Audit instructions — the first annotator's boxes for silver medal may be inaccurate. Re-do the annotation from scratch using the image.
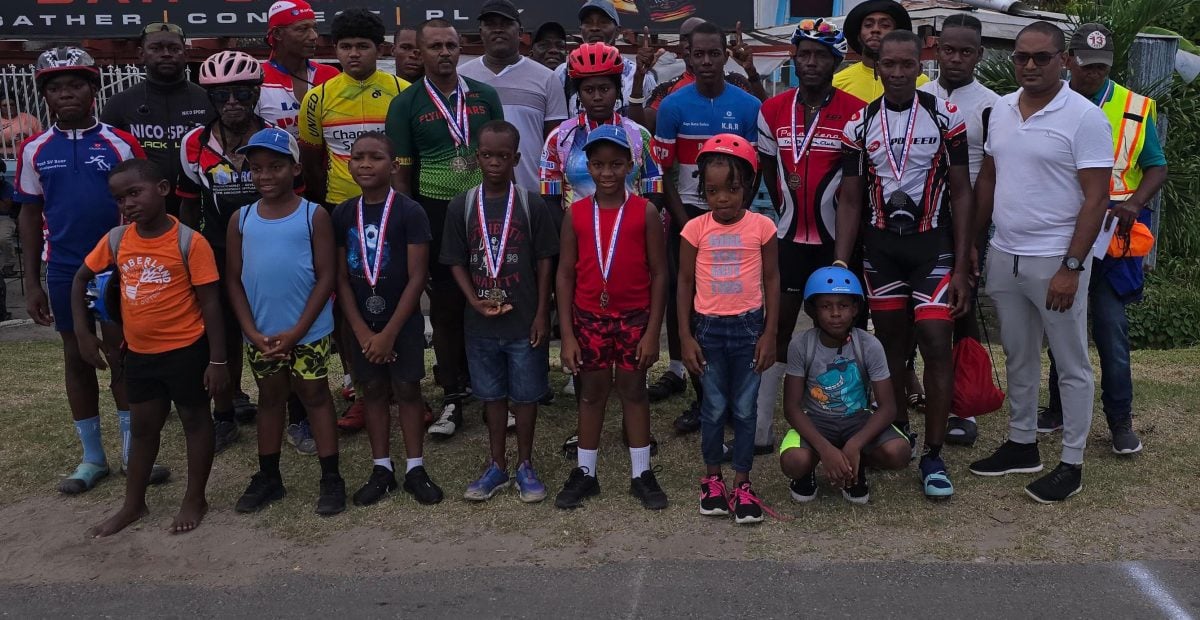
[365,295,387,315]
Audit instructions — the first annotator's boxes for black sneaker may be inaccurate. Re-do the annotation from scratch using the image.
[842,468,869,504]
[789,471,818,503]
[233,391,257,425]
[315,474,346,516]
[900,422,918,461]
[555,467,600,509]
[1110,421,1143,455]
[213,419,239,455]
[730,481,764,524]
[754,443,773,456]
[1036,406,1063,433]
[1025,462,1082,503]
[353,464,398,506]
[235,472,285,513]
[673,401,701,434]
[945,416,978,447]
[630,469,668,510]
[403,466,444,504]
[648,371,687,403]
[969,440,1044,476]
[561,433,579,459]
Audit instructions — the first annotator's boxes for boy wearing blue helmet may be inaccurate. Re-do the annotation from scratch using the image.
[778,266,909,504]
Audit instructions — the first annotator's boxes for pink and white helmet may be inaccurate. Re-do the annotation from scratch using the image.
[199,51,263,85]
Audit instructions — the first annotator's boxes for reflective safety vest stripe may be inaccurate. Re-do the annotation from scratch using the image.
[1101,82,1155,200]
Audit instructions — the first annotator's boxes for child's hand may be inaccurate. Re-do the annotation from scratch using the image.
[681,336,706,377]
[820,445,854,488]
[264,329,300,359]
[753,334,776,373]
[635,333,659,371]
[471,297,512,318]
[204,363,230,399]
[560,335,582,375]
[75,331,109,370]
[841,445,862,487]
[530,311,549,348]
[363,331,397,365]
[248,330,274,356]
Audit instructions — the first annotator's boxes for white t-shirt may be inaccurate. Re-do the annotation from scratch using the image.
[919,79,1000,184]
[460,57,570,192]
[985,82,1113,257]
[555,57,658,116]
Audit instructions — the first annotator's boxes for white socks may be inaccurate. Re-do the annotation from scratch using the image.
[373,457,393,471]
[405,458,423,473]
[755,362,787,446]
[668,360,686,378]
[630,446,651,478]
[577,448,598,477]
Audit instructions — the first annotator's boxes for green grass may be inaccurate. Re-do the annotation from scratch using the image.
[2,341,1198,563]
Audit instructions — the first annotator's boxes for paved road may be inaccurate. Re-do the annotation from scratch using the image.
[2,559,1197,618]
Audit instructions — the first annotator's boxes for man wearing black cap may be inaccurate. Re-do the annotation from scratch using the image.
[554,0,658,115]
[529,22,568,71]
[460,0,569,192]
[833,0,928,103]
[1038,23,1167,456]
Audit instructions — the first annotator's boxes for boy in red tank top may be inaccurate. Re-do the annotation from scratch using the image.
[553,125,670,510]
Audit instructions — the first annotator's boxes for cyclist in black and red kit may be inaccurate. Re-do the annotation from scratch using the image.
[835,30,973,499]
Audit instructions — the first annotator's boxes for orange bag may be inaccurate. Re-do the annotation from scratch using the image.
[1107,221,1155,258]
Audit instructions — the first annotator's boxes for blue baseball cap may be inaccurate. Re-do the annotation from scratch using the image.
[578,0,620,27]
[583,124,632,154]
[236,127,300,162]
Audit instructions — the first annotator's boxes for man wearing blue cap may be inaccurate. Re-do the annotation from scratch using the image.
[555,0,658,115]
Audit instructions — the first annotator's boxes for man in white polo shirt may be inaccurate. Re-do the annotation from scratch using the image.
[967,22,1113,503]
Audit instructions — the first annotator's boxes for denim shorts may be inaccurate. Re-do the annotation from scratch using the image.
[465,335,549,404]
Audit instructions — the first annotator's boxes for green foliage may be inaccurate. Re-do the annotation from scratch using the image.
[1128,258,1200,349]
[1159,77,1200,258]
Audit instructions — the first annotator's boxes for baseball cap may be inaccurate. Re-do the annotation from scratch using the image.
[237,127,301,162]
[533,21,567,43]
[583,124,632,154]
[479,0,521,24]
[1069,23,1114,67]
[578,0,620,28]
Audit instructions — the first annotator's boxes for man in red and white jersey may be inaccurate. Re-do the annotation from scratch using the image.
[255,0,340,136]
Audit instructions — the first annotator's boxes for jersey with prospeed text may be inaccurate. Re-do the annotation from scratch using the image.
[15,122,145,279]
[841,91,967,235]
[298,71,410,205]
[757,87,865,245]
[256,59,341,136]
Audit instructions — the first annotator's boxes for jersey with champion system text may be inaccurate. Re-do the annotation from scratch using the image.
[841,91,967,235]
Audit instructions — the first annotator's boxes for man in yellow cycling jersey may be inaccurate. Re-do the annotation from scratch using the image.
[298,8,409,209]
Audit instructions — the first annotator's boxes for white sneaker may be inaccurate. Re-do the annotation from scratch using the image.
[506,410,517,430]
[428,403,460,438]
[563,378,576,396]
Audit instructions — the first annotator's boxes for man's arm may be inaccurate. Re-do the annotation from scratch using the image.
[946,164,975,317]
[834,147,864,265]
[1046,166,1111,313]
[1111,165,1167,234]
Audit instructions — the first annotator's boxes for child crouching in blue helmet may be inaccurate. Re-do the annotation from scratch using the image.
[778,266,910,504]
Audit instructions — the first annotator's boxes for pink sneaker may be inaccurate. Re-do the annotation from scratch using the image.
[729,481,789,524]
[699,475,729,516]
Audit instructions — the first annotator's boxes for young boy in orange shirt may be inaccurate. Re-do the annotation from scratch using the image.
[73,159,228,537]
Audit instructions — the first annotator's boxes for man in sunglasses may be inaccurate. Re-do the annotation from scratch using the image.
[101,22,213,217]
[968,21,1114,503]
[1038,23,1167,456]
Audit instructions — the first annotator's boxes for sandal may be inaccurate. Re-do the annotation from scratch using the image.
[946,416,978,447]
[120,463,172,485]
[907,392,927,413]
[58,461,110,495]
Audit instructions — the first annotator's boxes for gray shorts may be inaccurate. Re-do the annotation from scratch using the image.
[779,410,906,455]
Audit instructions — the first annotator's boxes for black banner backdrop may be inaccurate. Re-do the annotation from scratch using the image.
[0,0,752,39]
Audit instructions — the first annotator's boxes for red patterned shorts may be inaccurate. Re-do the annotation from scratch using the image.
[573,306,650,373]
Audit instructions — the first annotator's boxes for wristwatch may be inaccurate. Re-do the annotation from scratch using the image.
[1062,256,1085,272]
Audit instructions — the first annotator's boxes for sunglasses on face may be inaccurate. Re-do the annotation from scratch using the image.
[141,22,185,37]
[209,87,257,104]
[1010,51,1061,67]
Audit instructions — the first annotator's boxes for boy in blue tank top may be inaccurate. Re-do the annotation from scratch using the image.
[224,128,346,516]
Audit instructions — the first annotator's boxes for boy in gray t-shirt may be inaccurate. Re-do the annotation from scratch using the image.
[779,267,910,505]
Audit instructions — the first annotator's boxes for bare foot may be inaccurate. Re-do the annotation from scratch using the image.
[169,499,209,534]
[88,505,149,538]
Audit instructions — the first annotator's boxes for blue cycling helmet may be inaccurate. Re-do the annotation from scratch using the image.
[790,18,848,60]
[86,270,120,323]
[803,266,863,301]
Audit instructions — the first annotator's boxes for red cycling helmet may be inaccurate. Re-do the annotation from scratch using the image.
[568,42,624,79]
[697,133,759,174]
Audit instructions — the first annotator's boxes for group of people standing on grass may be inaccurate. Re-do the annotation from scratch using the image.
[11,0,1165,536]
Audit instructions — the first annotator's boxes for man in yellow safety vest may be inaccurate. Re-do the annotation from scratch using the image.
[1040,23,1168,455]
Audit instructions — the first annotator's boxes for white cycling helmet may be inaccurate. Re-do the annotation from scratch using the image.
[199,51,263,85]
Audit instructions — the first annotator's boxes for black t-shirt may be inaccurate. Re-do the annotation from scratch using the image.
[333,193,432,333]
[440,186,559,340]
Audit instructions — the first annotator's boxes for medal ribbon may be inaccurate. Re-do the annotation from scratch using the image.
[879,93,920,184]
[789,89,824,167]
[593,192,629,290]
[356,189,395,289]
[478,183,515,281]
[424,77,469,149]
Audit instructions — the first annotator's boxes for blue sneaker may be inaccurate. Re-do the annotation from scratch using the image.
[920,454,954,499]
[515,461,547,503]
[286,420,317,456]
[463,462,511,501]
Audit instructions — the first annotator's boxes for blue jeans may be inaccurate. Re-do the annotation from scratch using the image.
[465,336,549,405]
[1048,265,1132,426]
[694,308,764,473]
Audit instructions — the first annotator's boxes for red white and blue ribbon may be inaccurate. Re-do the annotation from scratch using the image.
[478,182,515,281]
[593,192,629,289]
[879,93,920,183]
[789,89,823,167]
[424,77,469,149]
[356,189,395,288]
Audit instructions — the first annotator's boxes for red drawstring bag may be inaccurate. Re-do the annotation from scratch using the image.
[952,336,1005,417]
